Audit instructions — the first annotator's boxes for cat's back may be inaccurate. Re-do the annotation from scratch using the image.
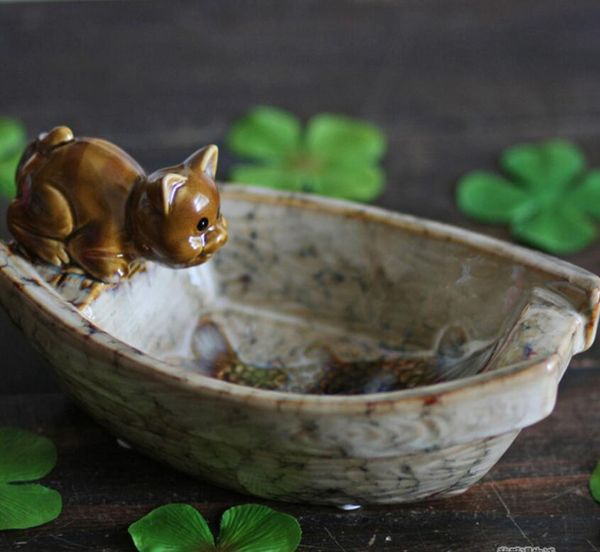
[34,137,143,224]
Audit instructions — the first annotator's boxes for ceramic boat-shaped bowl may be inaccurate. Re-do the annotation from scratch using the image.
[1,185,598,505]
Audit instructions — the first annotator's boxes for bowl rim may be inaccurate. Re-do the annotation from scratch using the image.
[1,184,599,414]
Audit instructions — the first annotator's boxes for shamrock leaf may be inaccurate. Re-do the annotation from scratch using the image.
[0,428,62,530]
[227,106,386,201]
[129,503,301,552]
[128,504,215,552]
[457,140,600,254]
[0,118,26,198]
[305,113,386,165]
[217,504,301,552]
[501,140,585,193]
[227,106,301,162]
[590,460,600,503]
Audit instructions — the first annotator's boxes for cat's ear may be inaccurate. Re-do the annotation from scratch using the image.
[160,173,187,214]
[186,145,218,180]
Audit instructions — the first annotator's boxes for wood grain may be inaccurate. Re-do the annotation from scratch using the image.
[1,0,600,549]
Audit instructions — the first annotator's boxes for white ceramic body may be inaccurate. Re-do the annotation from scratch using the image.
[1,186,598,505]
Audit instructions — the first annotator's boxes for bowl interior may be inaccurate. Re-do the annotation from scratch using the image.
[47,189,592,394]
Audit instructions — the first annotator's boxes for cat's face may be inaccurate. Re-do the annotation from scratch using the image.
[131,145,228,267]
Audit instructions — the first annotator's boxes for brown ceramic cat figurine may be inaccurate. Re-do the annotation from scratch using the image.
[7,126,228,283]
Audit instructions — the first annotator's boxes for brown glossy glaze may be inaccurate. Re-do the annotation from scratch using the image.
[7,126,228,282]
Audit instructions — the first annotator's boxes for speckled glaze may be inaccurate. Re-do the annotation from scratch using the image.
[1,185,598,505]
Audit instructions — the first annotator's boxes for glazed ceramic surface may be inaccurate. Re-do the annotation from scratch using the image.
[1,185,598,505]
[7,126,227,283]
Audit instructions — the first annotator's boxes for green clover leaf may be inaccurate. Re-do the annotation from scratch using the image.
[129,503,302,552]
[457,140,600,254]
[227,106,301,162]
[227,106,387,201]
[128,504,215,552]
[0,428,62,530]
[0,118,26,198]
[590,460,600,503]
[501,140,585,193]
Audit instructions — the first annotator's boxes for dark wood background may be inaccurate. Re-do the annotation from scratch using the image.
[1,1,600,550]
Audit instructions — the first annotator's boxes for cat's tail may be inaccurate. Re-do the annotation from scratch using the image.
[15,126,74,197]
[35,126,74,154]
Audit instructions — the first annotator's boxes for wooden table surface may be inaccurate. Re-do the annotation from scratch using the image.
[1,1,600,550]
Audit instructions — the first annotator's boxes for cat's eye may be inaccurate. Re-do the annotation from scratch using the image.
[197,217,209,232]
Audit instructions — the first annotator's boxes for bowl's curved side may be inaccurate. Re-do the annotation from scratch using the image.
[65,378,522,505]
